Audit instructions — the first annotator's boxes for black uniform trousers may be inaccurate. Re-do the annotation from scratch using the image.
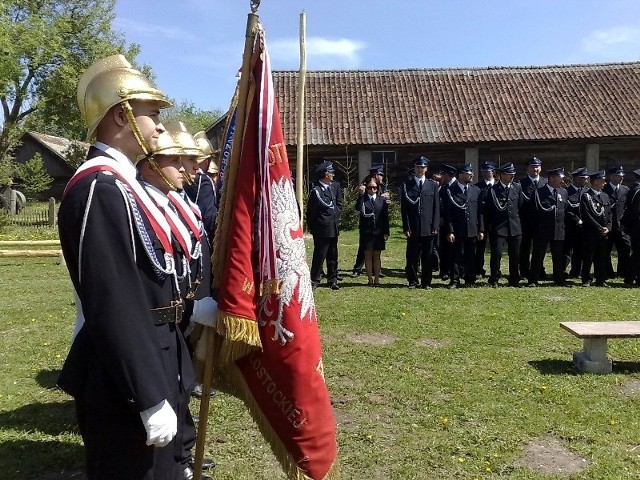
[628,235,640,284]
[605,228,631,279]
[519,220,534,278]
[581,233,609,284]
[530,236,565,284]
[475,234,488,277]
[489,234,521,285]
[438,229,453,278]
[564,224,584,277]
[311,236,339,285]
[405,235,435,287]
[450,237,477,285]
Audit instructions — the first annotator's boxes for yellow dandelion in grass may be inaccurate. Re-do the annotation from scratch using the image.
[441,417,449,425]
[43,342,49,346]
[401,312,406,316]
[524,387,530,392]
[539,384,548,392]
[609,418,617,425]
[457,457,465,463]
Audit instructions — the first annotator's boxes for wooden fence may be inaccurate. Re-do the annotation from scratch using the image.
[10,198,57,228]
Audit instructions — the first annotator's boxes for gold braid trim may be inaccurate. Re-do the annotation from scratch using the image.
[260,279,281,296]
[214,311,261,365]
[216,362,341,480]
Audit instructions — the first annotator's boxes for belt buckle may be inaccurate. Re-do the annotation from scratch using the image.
[172,300,184,324]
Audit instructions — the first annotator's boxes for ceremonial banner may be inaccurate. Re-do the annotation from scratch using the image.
[204,23,339,480]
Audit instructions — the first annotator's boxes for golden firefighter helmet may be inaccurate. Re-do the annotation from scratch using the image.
[77,54,172,142]
[163,120,202,157]
[152,130,185,157]
[207,160,220,174]
[193,131,214,161]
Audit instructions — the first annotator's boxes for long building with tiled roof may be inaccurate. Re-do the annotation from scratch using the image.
[208,62,640,186]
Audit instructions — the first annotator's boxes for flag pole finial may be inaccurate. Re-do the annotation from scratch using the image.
[250,0,260,13]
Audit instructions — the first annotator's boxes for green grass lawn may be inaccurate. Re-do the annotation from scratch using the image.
[1,227,640,479]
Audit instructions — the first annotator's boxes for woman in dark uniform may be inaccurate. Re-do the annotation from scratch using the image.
[356,178,390,286]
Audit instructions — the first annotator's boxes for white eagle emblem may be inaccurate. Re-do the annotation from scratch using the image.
[260,177,316,345]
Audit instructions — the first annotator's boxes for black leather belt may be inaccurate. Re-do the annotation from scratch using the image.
[150,301,184,325]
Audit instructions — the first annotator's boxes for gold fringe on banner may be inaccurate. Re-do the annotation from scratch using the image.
[217,362,341,480]
[214,311,261,364]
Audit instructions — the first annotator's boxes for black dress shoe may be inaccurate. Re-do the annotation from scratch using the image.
[352,269,362,277]
[408,282,418,289]
[448,283,458,289]
[329,283,340,290]
[378,272,386,278]
[595,281,611,288]
[183,466,213,480]
[421,285,432,290]
[189,458,216,470]
[192,384,217,399]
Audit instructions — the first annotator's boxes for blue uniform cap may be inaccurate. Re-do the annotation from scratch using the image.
[440,163,457,175]
[369,165,384,175]
[316,160,334,174]
[547,167,565,177]
[497,163,516,175]
[480,161,497,171]
[570,167,589,178]
[413,156,429,167]
[607,166,625,176]
[526,156,542,166]
[458,163,474,175]
[589,170,606,180]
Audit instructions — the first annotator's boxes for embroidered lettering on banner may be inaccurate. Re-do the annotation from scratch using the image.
[242,277,255,295]
[251,355,308,429]
[268,143,287,166]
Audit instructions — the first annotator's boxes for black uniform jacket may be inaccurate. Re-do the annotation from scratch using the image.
[483,182,523,237]
[603,183,629,231]
[579,189,612,235]
[565,185,584,227]
[401,177,440,236]
[622,183,640,237]
[519,176,547,218]
[184,172,217,242]
[307,181,343,238]
[443,181,483,238]
[57,150,194,414]
[356,194,390,238]
[533,185,567,240]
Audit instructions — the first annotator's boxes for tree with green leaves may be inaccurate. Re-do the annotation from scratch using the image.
[15,153,53,200]
[1,0,144,158]
[161,100,223,134]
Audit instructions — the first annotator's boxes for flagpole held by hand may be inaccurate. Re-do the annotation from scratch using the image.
[193,9,260,480]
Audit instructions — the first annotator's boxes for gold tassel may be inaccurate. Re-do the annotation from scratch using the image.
[215,363,341,480]
[214,312,262,365]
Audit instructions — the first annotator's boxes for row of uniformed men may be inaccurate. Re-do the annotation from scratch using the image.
[401,155,640,289]
[58,56,217,479]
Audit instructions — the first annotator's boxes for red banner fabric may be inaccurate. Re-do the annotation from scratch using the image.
[215,26,338,480]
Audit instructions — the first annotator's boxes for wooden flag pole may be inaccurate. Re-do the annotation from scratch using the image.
[295,11,307,227]
[193,10,259,480]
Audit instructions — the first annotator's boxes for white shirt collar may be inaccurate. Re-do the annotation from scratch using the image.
[528,175,540,182]
[415,175,426,184]
[547,184,556,193]
[93,141,137,180]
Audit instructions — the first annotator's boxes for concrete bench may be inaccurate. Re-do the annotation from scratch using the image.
[560,321,640,374]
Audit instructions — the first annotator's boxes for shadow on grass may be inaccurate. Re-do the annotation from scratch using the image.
[0,401,78,437]
[528,359,578,375]
[36,369,62,389]
[0,439,83,480]
[530,359,640,375]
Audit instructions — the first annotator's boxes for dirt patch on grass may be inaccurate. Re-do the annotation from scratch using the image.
[346,333,397,345]
[416,338,450,348]
[545,295,570,302]
[516,437,589,475]
[620,379,640,397]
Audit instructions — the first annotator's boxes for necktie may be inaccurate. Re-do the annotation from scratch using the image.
[533,179,538,188]
[418,179,423,191]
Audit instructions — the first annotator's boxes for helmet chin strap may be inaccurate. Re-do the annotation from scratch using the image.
[121,100,152,157]
[148,157,180,191]
[181,170,194,185]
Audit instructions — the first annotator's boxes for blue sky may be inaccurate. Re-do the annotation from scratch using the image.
[114,0,640,112]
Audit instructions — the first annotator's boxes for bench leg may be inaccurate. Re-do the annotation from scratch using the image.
[573,338,612,374]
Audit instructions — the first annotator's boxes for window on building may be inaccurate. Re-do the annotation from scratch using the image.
[371,151,396,167]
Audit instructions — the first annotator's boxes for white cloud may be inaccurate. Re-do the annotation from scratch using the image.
[269,36,366,69]
[581,26,640,59]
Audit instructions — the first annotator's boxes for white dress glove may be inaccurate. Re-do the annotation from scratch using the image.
[139,399,177,447]
[191,297,218,327]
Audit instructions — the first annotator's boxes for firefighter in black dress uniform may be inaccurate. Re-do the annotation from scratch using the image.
[57,55,194,480]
